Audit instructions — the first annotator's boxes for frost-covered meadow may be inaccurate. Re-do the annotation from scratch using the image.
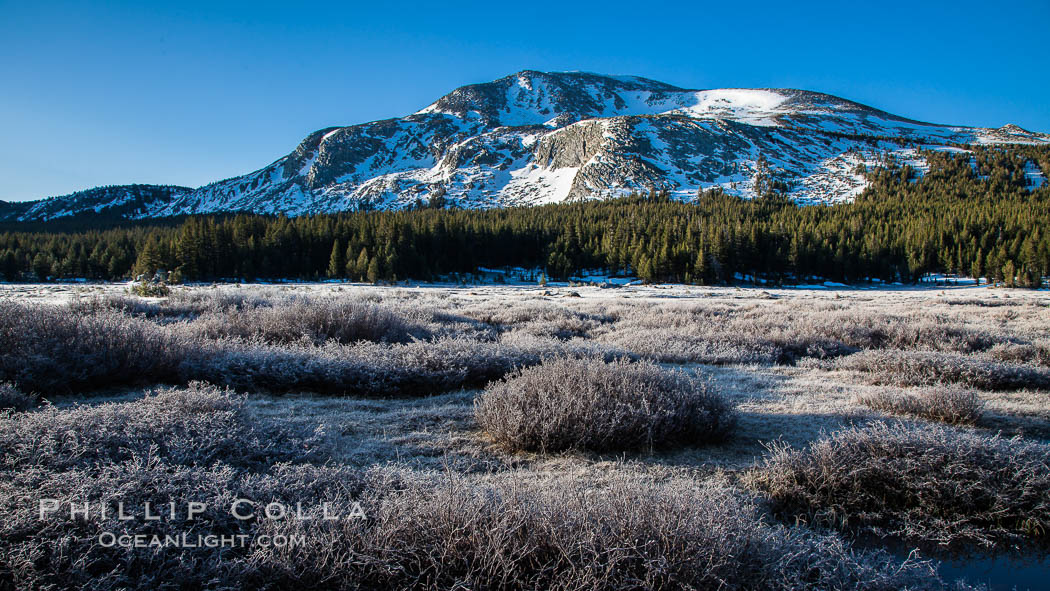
[1,282,1049,590]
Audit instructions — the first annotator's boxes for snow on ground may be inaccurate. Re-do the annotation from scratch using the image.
[1025,161,1047,188]
[3,274,1045,308]
[674,89,787,127]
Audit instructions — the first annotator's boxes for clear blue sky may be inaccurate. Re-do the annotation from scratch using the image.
[2,0,1047,202]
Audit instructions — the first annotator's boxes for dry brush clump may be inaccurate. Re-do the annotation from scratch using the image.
[185,298,433,345]
[179,337,543,397]
[836,350,1050,391]
[747,422,1050,549]
[475,358,735,453]
[0,299,454,395]
[3,457,252,590]
[461,300,615,340]
[986,340,1050,367]
[0,383,34,412]
[498,331,634,362]
[177,332,632,397]
[68,293,170,318]
[857,387,985,425]
[592,298,1035,366]
[0,302,191,392]
[249,473,955,591]
[1,459,370,591]
[595,323,770,364]
[166,290,498,342]
[68,289,278,320]
[164,287,283,314]
[0,382,325,471]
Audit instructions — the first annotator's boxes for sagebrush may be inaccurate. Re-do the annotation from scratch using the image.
[747,421,1050,548]
[857,387,985,425]
[475,357,735,453]
[837,350,1050,390]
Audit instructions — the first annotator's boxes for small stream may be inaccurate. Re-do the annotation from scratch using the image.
[851,535,1050,590]
[934,552,1050,590]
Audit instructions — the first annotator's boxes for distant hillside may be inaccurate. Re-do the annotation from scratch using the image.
[0,185,190,223]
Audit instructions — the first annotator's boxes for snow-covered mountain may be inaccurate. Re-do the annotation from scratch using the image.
[4,71,1048,222]
[0,185,189,223]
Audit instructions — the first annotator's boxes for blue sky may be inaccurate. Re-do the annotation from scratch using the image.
[2,0,1048,202]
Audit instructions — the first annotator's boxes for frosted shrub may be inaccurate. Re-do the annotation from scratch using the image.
[166,288,279,312]
[0,382,33,411]
[836,350,1050,390]
[599,328,784,364]
[858,386,984,425]
[68,294,169,317]
[987,340,1050,367]
[0,382,323,470]
[250,473,950,591]
[475,358,735,453]
[178,336,538,396]
[0,301,548,396]
[0,302,190,392]
[499,331,635,362]
[595,301,1007,364]
[463,300,613,339]
[748,422,1050,548]
[187,298,431,344]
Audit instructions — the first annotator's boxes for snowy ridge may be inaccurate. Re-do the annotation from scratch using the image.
[5,71,1049,221]
[0,185,190,223]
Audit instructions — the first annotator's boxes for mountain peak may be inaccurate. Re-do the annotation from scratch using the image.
[418,69,691,127]
[1000,123,1032,134]
[415,71,920,132]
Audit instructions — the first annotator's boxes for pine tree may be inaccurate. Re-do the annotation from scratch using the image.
[31,253,51,280]
[0,250,17,281]
[353,248,369,280]
[366,256,380,283]
[133,241,163,278]
[327,239,345,278]
[1002,260,1017,288]
[971,250,984,285]
[692,245,707,285]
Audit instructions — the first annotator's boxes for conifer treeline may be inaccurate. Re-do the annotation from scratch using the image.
[0,145,1047,286]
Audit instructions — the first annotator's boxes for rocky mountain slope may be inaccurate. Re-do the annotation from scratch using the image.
[0,184,190,223]
[4,71,1048,222]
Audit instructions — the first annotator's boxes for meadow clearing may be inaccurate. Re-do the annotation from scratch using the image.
[1,281,1048,590]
